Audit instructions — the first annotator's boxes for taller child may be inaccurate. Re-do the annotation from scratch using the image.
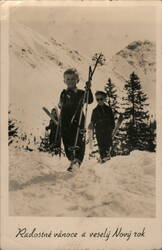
[59,68,93,171]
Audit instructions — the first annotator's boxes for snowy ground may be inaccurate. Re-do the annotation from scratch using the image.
[9,149,155,217]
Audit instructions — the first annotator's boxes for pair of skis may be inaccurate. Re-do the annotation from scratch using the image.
[42,107,58,125]
[42,106,64,156]
[70,53,103,159]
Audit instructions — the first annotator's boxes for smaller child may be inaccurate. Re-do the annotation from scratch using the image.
[45,108,61,154]
[90,91,115,163]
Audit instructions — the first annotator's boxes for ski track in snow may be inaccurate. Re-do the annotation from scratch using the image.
[9,149,155,217]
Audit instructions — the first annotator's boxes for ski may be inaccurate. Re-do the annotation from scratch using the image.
[112,113,123,140]
[71,53,104,159]
[42,106,64,156]
[87,122,94,158]
[42,107,58,125]
[106,113,124,161]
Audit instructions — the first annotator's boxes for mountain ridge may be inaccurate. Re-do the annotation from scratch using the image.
[9,23,156,139]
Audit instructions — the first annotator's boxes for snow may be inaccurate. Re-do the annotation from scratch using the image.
[8,15,156,219]
[9,21,155,141]
[9,22,89,137]
[9,149,155,217]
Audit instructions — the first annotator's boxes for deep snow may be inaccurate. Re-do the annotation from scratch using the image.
[9,149,155,217]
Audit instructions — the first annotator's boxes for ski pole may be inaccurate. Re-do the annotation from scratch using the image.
[71,53,103,124]
[89,53,102,80]
[73,57,101,158]
[82,66,92,142]
[72,54,102,158]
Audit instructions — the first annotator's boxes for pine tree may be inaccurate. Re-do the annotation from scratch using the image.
[122,72,150,152]
[105,78,120,117]
[8,111,18,145]
[146,118,156,152]
[104,78,123,156]
[38,130,63,156]
[38,134,50,152]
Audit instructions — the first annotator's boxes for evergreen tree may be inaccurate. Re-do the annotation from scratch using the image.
[8,111,39,151]
[104,78,123,156]
[105,78,119,113]
[38,130,63,156]
[8,111,18,145]
[104,78,121,121]
[122,72,150,152]
[146,118,156,152]
[38,134,50,152]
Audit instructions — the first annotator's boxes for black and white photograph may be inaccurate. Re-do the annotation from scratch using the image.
[7,3,157,218]
[1,2,162,250]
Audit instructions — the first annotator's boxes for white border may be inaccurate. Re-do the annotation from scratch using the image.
[0,1,162,250]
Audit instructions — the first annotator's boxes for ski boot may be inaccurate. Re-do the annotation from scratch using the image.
[67,159,80,172]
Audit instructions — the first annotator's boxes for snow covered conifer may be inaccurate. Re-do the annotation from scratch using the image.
[145,118,156,152]
[8,111,18,145]
[122,72,150,152]
[39,134,50,152]
[105,78,120,117]
[104,78,121,156]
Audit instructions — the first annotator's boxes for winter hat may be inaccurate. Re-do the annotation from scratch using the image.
[95,91,107,98]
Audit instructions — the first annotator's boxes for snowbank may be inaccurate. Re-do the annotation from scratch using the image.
[9,149,155,217]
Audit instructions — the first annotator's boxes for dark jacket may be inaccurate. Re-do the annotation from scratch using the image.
[91,103,115,132]
[59,88,93,129]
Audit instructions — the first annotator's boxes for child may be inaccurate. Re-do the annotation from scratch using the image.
[59,68,93,171]
[45,108,61,154]
[90,91,115,163]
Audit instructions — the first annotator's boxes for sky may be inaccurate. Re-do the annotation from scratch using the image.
[10,5,156,58]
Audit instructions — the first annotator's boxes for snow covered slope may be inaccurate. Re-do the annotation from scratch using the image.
[9,23,156,218]
[9,150,155,217]
[109,40,156,112]
[9,22,88,137]
[9,22,156,141]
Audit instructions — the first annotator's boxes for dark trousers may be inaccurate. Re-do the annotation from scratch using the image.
[96,129,112,159]
[61,122,85,163]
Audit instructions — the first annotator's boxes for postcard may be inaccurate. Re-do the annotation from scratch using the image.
[0,1,162,250]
